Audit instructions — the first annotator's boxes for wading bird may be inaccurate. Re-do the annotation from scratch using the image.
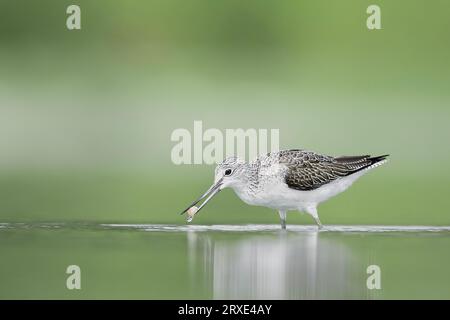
[181,150,388,229]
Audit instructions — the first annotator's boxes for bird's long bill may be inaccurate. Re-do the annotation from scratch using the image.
[180,178,223,215]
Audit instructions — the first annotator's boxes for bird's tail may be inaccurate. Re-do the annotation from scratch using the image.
[368,154,389,164]
[335,154,389,175]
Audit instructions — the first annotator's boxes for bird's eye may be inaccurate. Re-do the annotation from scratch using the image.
[224,169,232,176]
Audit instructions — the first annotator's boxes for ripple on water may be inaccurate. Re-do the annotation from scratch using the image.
[0,223,450,233]
[102,224,450,233]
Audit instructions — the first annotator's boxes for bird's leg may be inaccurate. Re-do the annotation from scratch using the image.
[278,210,287,230]
[314,216,323,230]
[306,206,323,230]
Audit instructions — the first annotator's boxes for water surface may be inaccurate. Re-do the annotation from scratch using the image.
[0,223,449,299]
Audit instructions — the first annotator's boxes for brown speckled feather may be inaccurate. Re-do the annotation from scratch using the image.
[279,150,387,191]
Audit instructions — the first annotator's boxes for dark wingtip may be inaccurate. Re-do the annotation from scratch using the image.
[369,154,389,164]
[340,154,389,176]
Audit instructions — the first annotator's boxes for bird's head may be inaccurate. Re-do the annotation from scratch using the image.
[180,156,247,220]
[214,156,247,189]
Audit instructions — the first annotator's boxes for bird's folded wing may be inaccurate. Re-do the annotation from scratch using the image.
[278,150,373,191]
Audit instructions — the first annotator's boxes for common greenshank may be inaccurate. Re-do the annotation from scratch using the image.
[181,149,388,229]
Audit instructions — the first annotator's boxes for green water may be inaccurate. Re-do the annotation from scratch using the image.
[1,223,449,299]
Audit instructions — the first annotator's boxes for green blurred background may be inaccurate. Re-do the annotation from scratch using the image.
[1,0,450,226]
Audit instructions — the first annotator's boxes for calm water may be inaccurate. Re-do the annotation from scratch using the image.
[0,223,449,299]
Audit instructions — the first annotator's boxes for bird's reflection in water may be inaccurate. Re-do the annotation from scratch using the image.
[187,231,365,299]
